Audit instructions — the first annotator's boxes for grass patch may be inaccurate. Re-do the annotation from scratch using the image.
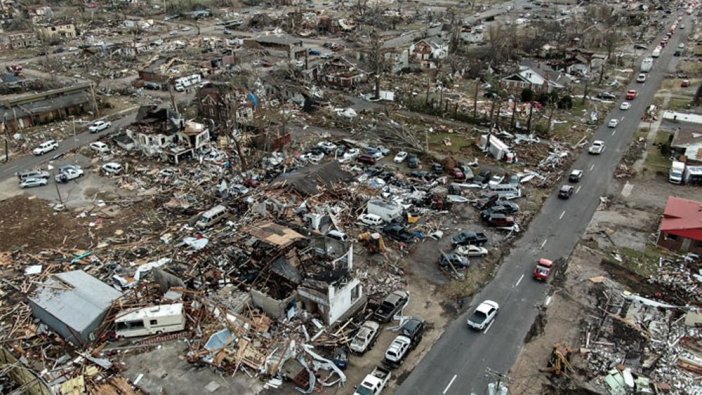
[610,246,661,277]
[428,132,470,154]
[667,97,694,111]
[643,132,671,174]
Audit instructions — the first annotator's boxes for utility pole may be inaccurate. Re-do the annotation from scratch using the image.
[485,368,509,395]
[1,114,7,163]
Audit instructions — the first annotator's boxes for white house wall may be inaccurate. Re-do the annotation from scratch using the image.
[326,278,362,325]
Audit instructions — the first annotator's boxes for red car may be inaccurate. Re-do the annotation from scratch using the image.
[625,90,637,100]
[243,178,260,188]
[533,258,554,281]
[357,154,376,164]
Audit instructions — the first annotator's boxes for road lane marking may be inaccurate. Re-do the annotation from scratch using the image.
[443,374,458,394]
[576,186,582,194]
[540,239,547,249]
[559,210,566,219]
[589,164,595,171]
[515,274,525,287]
[484,320,495,334]
[620,116,625,121]
[612,129,617,136]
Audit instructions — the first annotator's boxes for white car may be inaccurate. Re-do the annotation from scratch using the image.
[300,152,324,164]
[101,162,123,175]
[455,245,488,257]
[488,174,504,188]
[181,26,191,31]
[230,184,250,195]
[588,140,605,155]
[340,148,360,162]
[467,300,499,331]
[394,151,408,163]
[32,140,58,155]
[636,73,646,83]
[357,213,384,227]
[349,321,380,354]
[607,119,619,128]
[88,121,111,133]
[384,335,412,364]
[620,102,631,110]
[376,146,391,156]
[317,141,337,154]
[90,142,110,153]
[20,177,48,188]
[55,167,84,183]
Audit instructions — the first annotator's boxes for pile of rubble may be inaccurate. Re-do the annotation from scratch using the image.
[572,281,702,394]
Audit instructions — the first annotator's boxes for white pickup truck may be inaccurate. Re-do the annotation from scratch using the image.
[354,366,391,395]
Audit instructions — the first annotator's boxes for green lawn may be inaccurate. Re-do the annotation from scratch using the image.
[667,97,694,111]
[611,246,662,277]
[643,132,671,174]
[428,132,470,154]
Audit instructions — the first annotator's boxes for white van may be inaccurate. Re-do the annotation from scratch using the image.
[487,183,522,199]
[196,205,228,228]
[327,229,349,242]
[115,303,185,338]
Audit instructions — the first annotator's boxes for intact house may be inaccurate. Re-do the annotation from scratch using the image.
[670,125,702,165]
[0,83,92,132]
[501,65,566,94]
[410,38,449,69]
[28,270,121,346]
[544,48,606,77]
[657,196,702,254]
[316,56,367,89]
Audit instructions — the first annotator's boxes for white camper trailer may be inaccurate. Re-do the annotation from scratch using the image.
[115,303,185,338]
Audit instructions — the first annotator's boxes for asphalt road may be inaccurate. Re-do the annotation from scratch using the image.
[397,15,691,395]
[0,111,137,181]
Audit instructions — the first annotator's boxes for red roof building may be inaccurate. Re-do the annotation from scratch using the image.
[657,197,702,253]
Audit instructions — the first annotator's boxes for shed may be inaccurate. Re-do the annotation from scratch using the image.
[28,270,122,346]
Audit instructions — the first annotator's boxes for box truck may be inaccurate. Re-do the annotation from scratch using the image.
[640,57,653,73]
[669,161,685,184]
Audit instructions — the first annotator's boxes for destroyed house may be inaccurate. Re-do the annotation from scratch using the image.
[657,197,702,254]
[196,86,255,125]
[246,35,306,60]
[298,236,362,326]
[0,83,92,132]
[271,161,353,196]
[28,270,122,345]
[318,57,366,89]
[298,268,363,326]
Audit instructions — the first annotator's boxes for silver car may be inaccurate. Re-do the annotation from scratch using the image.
[20,177,48,188]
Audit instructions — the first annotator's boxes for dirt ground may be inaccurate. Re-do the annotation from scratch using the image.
[0,194,159,254]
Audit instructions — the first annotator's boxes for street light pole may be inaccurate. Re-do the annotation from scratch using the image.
[71,116,77,142]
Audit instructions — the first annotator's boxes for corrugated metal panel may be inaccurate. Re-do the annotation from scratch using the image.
[29,271,121,343]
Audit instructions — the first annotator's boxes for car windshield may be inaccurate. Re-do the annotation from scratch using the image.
[470,311,487,323]
[355,386,374,395]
